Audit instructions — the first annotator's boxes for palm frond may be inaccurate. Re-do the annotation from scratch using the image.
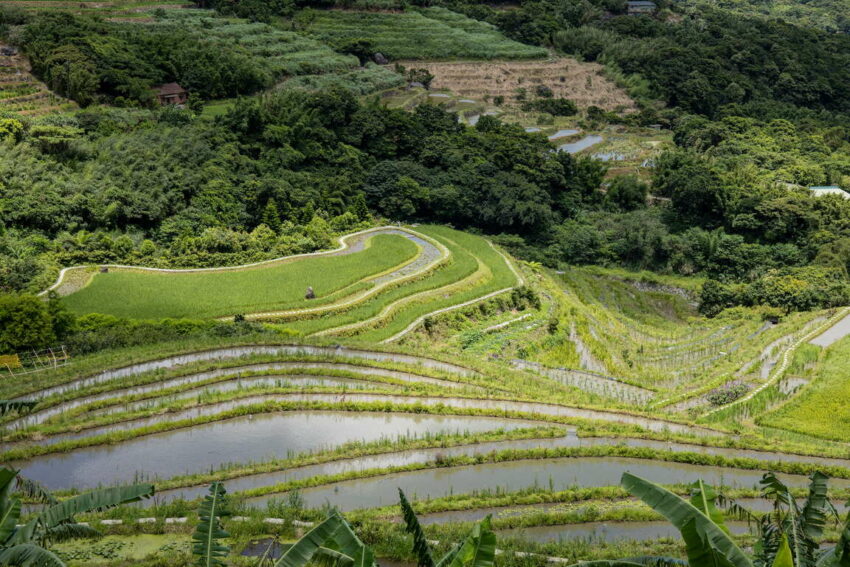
[39,484,154,528]
[0,496,21,544]
[15,476,58,506]
[690,480,730,534]
[0,543,65,567]
[44,523,101,544]
[800,472,830,540]
[326,513,375,567]
[444,516,496,567]
[622,472,753,567]
[272,514,346,567]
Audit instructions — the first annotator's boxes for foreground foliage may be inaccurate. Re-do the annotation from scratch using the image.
[0,466,153,567]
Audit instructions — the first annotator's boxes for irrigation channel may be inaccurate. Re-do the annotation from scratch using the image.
[7,345,479,418]
[10,360,477,428]
[248,455,850,512]
[11,392,719,448]
[13,412,539,490]
[498,521,752,543]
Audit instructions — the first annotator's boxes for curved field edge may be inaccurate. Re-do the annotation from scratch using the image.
[272,228,482,334]
[381,239,525,343]
[39,224,414,296]
[239,227,451,321]
[354,229,524,343]
[266,226,522,340]
[59,232,420,319]
[232,444,850,502]
[756,334,850,442]
[700,306,850,422]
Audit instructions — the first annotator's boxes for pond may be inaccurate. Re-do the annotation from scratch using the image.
[547,129,580,140]
[558,135,604,154]
[810,312,850,347]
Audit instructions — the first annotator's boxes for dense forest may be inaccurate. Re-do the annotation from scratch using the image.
[1,0,850,317]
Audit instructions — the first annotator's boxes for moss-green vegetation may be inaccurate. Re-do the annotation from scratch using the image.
[295,7,547,60]
[271,226,521,340]
[758,336,850,442]
[145,11,359,79]
[61,233,417,319]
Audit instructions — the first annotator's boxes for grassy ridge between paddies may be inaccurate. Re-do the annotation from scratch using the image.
[276,226,519,341]
[61,233,418,319]
[757,335,849,442]
[295,6,548,60]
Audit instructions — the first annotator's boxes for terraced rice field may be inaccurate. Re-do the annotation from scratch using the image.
[6,338,850,554]
[402,59,636,112]
[757,335,850,442]
[140,11,360,79]
[296,7,548,60]
[55,225,524,343]
[0,45,76,115]
[10,227,850,556]
[0,0,182,19]
[60,230,421,319]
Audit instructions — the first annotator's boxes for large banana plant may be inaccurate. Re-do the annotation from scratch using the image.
[398,488,496,567]
[571,472,841,567]
[620,472,753,567]
[273,512,378,567]
[817,500,850,567]
[751,472,830,567]
[0,466,154,567]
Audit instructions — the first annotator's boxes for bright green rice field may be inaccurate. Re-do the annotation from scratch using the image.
[758,336,849,442]
[62,233,418,319]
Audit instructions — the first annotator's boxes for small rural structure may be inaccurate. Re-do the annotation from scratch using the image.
[809,185,850,199]
[627,1,657,15]
[154,82,188,105]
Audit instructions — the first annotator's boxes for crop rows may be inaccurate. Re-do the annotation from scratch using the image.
[234,226,522,343]
[140,11,359,79]
[297,7,548,60]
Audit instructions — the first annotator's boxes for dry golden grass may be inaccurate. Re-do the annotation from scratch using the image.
[401,57,636,112]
